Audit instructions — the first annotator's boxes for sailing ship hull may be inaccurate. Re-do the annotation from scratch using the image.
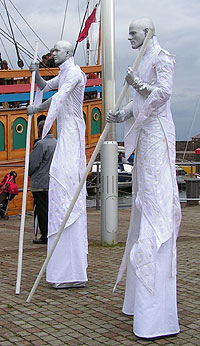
[0,66,102,215]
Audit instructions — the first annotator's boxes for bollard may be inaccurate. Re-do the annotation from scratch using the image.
[184,177,200,205]
[195,148,200,175]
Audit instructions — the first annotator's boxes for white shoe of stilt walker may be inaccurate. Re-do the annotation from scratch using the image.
[52,281,87,289]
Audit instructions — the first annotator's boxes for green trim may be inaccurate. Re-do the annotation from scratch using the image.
[83,112,86,124]
[0,121,5,151]
[91,107,101,135]
[13,117,27,149]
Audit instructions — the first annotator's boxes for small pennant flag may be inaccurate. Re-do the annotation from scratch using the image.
[77,6,97,42]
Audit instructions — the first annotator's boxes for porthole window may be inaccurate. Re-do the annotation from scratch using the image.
[93,112,99,121]
[16,123,24,134]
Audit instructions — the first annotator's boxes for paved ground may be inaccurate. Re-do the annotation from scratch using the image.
[0,204,199,346]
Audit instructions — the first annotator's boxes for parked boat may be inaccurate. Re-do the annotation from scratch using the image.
[87,159,133,194]
[0,65,102,215]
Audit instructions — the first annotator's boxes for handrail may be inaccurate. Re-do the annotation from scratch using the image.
[0,65,102,78]
[0,78,102,94]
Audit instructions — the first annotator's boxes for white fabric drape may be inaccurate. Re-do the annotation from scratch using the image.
[114,37,181,338]
[35,57,88,283]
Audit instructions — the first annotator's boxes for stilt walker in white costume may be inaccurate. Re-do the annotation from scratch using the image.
[27,40,88,288]
[107,18,181,339]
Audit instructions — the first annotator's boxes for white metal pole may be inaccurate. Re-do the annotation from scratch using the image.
[16,41,38,295]
[101,141,118,245]
[101,0,118,244]
[26,29,153,303]
[101,0,115,140]
[88,0,94,65]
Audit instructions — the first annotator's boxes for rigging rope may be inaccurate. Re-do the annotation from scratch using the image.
[0,4,41,64]
[0,12,13,67]
[74,0,101,59]
[60,0,69,40]
[0,29,57,76]
[0,9,11,34]
[2,0,24,68]
[0,35,13,68]
[5,10,35,52]
[73,0,90,56]
[77,0,86,64]
[183,96,200,161]
[6,0,50,51]
[0,28,35,60]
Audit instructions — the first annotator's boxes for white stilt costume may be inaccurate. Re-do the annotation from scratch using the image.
[107,19,181,339]
[27,42,88,287]
[41,57,88,284]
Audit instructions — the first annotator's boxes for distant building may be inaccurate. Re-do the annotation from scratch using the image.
[192,133,200,143]
[176,133,200,161]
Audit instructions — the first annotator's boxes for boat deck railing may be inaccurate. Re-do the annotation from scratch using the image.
[0,65,102,107]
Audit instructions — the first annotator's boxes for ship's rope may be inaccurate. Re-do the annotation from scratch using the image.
[0,35,13,68]
[0,28,57,76]
[2,0,24,68]
[0,28,36,60]
[74,0,90,56]
[75,0,101,61]
[77,0,87,64]
[183,96,200,161]
[60,0,69,40]
[5,0,50,51]
[0,9,30,69]
[0,12,13,67]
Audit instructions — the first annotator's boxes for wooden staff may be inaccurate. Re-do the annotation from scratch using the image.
[27,29,153,303]
[16,42,39,294]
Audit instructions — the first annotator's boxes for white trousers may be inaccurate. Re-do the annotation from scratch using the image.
[122,117,179,338]
[46,214,88,283]
[123,236,179,338]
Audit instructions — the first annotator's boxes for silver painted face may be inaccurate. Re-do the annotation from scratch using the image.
[53,43,67,66]
[128,24,146,49]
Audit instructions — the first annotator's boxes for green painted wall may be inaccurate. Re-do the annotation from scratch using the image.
[91,107,101,135]
[13,117,27,149]
[0,122,5,151]
[83,112,86,124]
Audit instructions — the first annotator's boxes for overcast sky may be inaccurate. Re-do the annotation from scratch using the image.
[0,0,200,141]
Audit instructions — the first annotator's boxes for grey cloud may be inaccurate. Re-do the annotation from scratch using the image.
[0,0,199,140]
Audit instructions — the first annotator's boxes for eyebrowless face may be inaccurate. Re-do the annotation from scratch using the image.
[128,18,155,49]
[53,40,74,66]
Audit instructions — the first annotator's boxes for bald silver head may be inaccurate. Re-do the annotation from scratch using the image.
[128,18,155,49]
[53,40,74,66]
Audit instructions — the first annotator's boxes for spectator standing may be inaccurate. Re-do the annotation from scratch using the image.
[39,55,47,68]
[45,49,55,68]
[29,120,57,244]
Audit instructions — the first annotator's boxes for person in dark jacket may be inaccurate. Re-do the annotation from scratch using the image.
[29,120,57,244]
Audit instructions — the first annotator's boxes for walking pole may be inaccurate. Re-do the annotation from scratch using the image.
[27,29,153,303]
[16,41,39,294]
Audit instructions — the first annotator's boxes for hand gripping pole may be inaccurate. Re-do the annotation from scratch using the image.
[16,42,38,294]
[27,29,153,303]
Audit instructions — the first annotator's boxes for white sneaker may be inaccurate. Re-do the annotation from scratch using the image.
[52,281,87,289]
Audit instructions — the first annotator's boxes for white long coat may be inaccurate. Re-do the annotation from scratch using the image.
[115,37,181,338]
[40,57,88,283]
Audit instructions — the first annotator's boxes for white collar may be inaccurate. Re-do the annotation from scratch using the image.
[59,56,75,72]
[142,36,160,56]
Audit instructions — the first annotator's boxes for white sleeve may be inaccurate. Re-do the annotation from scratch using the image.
[135,51,175,125]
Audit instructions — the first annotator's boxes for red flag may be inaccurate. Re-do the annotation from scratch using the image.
[77,7,97,42]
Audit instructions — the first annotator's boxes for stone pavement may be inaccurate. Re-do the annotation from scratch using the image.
[0,204,199,346]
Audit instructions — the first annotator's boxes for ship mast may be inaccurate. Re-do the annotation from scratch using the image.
[86,0,95,65]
